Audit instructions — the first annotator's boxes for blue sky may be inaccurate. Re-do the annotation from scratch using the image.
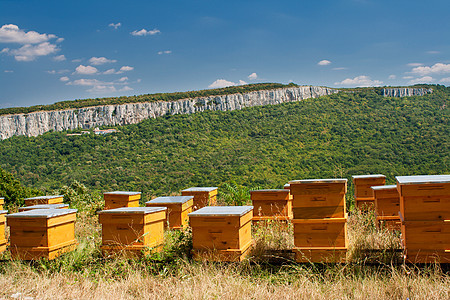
[0,0,449,108]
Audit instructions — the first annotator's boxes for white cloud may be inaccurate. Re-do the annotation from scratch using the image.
[407,63,423,67]
[72,58,82,63]
[388,75,396,80]
[109,23,121,29]
[318,60,331,66]
[56,38,64,43]
[59,76,69,82]
[4,70,13,73]
[158,50,172,55]
[427,50,440,54]
[117,66,134,73]
[67,77,131,94]
[335,75,383,87]
[411,63,450,76]
[53,54,66,62]
[408,76,434,85]
[208,79,247,89]
[131,28,160,36]
[103,68,116,75]
[118,76,128,82]
[47,69,69,74]
[87,85,117,93]
[0,24,59,44]
[89,56,117,65]
[238,80,247,85]
[3,42,59,61]
[403,76,413,79]
[74,65,98,75]
[248,72,258,80]
[119,86,133,92]
[332,67,347,70]
[439,77,450,84]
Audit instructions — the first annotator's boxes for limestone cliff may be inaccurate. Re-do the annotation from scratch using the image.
[382,88,433,97]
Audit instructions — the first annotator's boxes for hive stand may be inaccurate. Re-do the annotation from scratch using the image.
[371,185,401,231]
[7,209,78,260]
[0,197,4,210]
[24,195,64,206]
[181,187,218,210]
[397,175,450,263]
[98,207,167,257]
[19,203,69,212]
[352,174,386,209]
[289,178,348,263]
[0,210,7,253]
[145,196,193,229]
[250,189,292,222]
[103,191,141,210]
[189,206,253,262]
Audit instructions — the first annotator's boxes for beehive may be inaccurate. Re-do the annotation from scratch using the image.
[19,203,69,212]
[0,198,4,210]
[371,185,401,230]
[181,187,218,210]
[284,183,290,190]
[352,174,386,209]
[396,175,450,263]
[0,210,7,253]
[24,195,64,206]
[98,207,167,257]
[103,191,141,210]
[145,196,193,229]
[7,209,78,260]
[292,216,347,248]
[250,189,292,221]
[189,206,253,261]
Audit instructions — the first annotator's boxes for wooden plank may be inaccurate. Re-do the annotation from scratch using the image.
[400,196,450,221]
[292,194,345,208]
[192,240,252,262]
[293,206,345,219]
[252,199,291,218]
[375,196,400,217]
[399,182,450,197]
[293,221,347,248]
[192,221,251,250]
[401,221,450,250]
[290,182,346,196]
[250,190,291,201]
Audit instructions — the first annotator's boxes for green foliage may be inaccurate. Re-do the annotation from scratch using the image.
[0,167,42,207]
[219,181,260,206]
[59,181,103,213]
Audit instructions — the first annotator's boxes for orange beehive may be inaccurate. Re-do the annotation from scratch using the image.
[189,206,253,262]
[0,197,4,210]
[103,191,141,210]
[396,175,450,263]
[0,210,7,253]
[352,174,386,209]
[145,196,193,229]
[292,216,348,248]
[24,195,64,206]
[19,203,69,212]
[7,209,78,260]
[250,189,292,221]
[98,207,167,257]
[371,185,401,230]
[181,187,218,210]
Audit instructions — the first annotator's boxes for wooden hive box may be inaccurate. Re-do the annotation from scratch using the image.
[352,174,386,209]
[24,195,64,206]
[0,197,4,210]
[284,183,290,190]
[250,189,292,221]
[181,187,218,210]
[188,206,253,262]
[19,203,69,212]
[0,210,7,253]
[103,191,141,210]
[292,216,348,248]
[98,207,167,257]
[7,209,78,260]
[372,185,401,230]
[289,179,347,219]
[145,196,193,229]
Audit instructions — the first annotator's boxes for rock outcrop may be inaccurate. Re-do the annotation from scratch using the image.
[382,88,433,97]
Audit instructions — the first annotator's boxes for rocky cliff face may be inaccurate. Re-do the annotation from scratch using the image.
[0,86,338,140]
[382,88,433,97]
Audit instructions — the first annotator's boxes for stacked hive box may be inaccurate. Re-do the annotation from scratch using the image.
[250,189,292,222]
[7,209,78,260]
[98,207,167,257]
[145,196,194,229]
[396,175,450,263]
[0,210,7,253]
[0,197,4,210]
[24,195,64,206]
[371,185,401,230]
[181,187,218,210]
[189,206,253,261]
[103,191,141,210]
[19,203,69,212]
[289,179,348,263]
[352,175,386,209]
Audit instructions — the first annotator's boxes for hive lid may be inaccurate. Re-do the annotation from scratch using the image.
[99,207,167,214]
[371,185,397,190]
[24,195,64,200]
[396,175,450,185]
[103,191,141,195]
[284,184,290,188]
[182,187,218,192]
[19,204,69,211]
[7,208,78,218]
[352,174,386,179]
[188,206,253,217]
[0,210,7,214]
[0,197,4,200]
[250,189,289,193]
[146,196,194,204]
[289,178,347,184]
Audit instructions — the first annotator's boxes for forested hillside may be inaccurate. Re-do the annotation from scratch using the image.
[0,86,448,202]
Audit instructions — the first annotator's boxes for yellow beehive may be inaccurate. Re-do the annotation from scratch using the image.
[292,216,348,248]
[24,195,64,206]
[19,203,69,212]
[372,185,401,230]
[7,209,78,260]
[352,174,386,209]
[98,207,167,257]
[0,210,7,253]
[103,191,141,210]
[397,175,450,263]
[145,196,193,229]
[189,206,253,262]
[0,197,4,210]
[250,189,292,221]
[181,187,218,210]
